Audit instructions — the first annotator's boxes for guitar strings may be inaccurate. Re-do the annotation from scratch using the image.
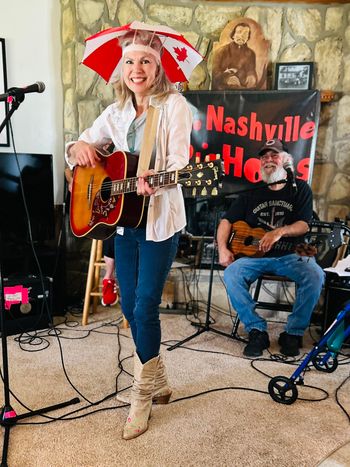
[72,165,220,195]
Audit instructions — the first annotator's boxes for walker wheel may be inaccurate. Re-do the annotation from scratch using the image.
[312,352,338,373]
[268,376,298,405]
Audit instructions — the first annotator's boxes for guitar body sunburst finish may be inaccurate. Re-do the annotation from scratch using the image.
[70,151,145,239]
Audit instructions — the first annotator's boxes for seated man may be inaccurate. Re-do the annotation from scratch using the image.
[217,139,325,357]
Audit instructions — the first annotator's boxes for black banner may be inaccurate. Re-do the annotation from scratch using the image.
[185,90,320,195]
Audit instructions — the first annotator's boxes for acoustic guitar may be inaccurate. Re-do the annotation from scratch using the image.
[228,220,317,258]
[70,150,222,240]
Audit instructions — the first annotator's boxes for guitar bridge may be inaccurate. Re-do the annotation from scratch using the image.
[87,175,94,208]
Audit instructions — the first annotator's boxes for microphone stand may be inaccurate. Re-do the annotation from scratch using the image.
[168,211,246,351]
[0,95,79,467]
[167,177,290,352]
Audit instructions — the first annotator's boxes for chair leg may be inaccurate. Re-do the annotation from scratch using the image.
[92,240,103,314]
[231,314,240,337]
[253,277,263,302]
[82,239,98,325]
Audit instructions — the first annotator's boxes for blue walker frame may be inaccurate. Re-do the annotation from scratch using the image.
[268,300,350,404]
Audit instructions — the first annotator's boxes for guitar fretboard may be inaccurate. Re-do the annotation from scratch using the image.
[111,171,178,195]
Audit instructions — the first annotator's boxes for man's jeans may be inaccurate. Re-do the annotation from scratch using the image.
[223,254,325,336]
[115,228,179,363]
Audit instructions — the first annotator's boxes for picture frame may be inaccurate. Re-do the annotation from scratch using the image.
[274,62,314,91]
[0,37,9,147]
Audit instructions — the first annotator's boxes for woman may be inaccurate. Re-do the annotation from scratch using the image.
[65,28,193,439]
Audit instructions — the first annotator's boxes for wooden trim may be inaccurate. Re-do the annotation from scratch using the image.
[320,90,336,102]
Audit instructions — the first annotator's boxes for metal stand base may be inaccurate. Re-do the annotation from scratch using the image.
[167,213,247,352]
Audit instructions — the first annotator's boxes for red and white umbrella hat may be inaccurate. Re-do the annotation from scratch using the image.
[82,21,203,84]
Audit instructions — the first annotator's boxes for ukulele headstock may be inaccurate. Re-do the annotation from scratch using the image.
[295,243,318,257]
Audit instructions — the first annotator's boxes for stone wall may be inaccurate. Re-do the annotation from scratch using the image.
[61,1,350,300]
[61,0,350,222]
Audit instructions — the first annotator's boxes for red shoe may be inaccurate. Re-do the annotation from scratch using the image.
[101,279,118,306]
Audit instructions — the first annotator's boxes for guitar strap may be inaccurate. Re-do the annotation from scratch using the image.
[136,105,160,177]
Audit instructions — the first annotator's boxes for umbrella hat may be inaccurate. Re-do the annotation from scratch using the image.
[82,21,203,84]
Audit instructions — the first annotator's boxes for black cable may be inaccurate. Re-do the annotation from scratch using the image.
[335,372,350,423]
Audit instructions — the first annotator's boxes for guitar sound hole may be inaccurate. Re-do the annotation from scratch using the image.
[244,235,254,246]
[101,177,112,202]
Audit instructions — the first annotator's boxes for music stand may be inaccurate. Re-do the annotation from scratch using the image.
[167,212,246,351]
[0,92,80,467]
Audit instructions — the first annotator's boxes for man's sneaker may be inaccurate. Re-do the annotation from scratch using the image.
[101,279,118,306]
[278,332,302,357]
[243,329,270,357]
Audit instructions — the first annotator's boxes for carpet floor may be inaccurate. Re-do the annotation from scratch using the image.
[1,305,350,467]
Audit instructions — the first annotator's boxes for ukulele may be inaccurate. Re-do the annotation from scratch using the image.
[228,220,317,258]
[70,151,223,240]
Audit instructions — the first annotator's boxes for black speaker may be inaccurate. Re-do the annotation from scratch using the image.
[323,273,350,332]
[2,274,52,336]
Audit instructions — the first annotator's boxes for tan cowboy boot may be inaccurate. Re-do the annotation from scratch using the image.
[122,353,159,440]
[117,354,172,405]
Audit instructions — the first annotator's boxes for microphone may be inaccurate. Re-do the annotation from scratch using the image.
[0,81,46,102]
[283,160,298,194]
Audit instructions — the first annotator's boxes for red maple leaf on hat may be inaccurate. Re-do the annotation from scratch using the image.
[173,47,188,62]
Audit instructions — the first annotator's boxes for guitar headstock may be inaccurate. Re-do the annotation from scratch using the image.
[178,155,223,197]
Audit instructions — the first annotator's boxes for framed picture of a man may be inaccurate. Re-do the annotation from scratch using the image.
[212,18,269,91]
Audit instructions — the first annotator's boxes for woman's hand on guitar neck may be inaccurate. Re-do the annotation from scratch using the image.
[68,141,101,168]
[137,169,158,196]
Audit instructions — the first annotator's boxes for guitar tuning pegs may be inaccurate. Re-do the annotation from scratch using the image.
[192,187,196,196]
[204,155,210,162]
[201,187,207,196]
[211,187,218,196]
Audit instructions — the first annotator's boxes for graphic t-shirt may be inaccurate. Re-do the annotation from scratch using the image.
[223,179,313,257]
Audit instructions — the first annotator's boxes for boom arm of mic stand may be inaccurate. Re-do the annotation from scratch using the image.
[225,178,288,197]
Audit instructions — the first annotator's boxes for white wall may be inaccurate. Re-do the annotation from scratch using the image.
[0,0,64,203]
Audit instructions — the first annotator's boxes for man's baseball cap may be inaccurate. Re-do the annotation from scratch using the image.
[258,139,286,156]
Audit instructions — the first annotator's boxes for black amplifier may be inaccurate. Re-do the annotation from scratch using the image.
[2,274,52,336]
[323,272,350,332]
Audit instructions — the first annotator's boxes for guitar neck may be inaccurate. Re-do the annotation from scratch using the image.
[111,171,178,195]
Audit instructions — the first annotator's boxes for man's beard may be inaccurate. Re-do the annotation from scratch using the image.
[261,165,287,184]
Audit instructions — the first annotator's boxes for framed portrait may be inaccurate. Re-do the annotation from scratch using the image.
[274,62,314,91]
[212,18,269,91]
[0,38,9,146]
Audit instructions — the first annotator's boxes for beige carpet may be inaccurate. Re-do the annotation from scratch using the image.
[1,305,350,467]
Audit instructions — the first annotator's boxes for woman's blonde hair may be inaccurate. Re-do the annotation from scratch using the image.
[114,29,176,107]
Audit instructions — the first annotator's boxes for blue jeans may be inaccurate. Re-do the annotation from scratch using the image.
[114,229,180,363]
[223,254,325,336]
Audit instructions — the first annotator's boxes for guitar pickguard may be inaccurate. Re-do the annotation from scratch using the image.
[88,191,119,227]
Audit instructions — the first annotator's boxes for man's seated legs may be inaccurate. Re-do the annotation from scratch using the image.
[224,253,325,357]
[224,256,272,357]
[273,253,325,356]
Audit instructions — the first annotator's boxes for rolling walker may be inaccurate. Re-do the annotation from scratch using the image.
[268,300,350,405]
